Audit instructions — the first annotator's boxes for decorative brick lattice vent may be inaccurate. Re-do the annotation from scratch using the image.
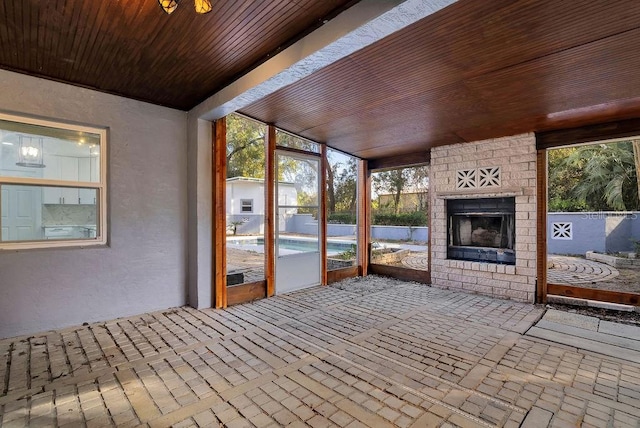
[478,167,501,188]
[456,169,477,189]
[456,167,501,189]
[552,222,573,240]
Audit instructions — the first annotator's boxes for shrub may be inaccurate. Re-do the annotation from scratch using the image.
[328,212,356,224]
[373,211,427,226]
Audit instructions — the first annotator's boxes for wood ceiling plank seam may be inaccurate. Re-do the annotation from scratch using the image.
[9,0,23,69]
[380,3,636,83]
[251,60,384,108]
[113,9,175,99]
[5,0,23,69]
[41,0,65,81]
[51,0,74,81]
[340,1,600,82]
[160,0,264,72]
[138,5,260,89]
[28,0,39,72]
[139,19,189,88]
[462,27,640,115]
[193,1,351,97]
[103,1,154,92]
[0,2,9,65]
[35,1,53,76]
[105,2,155,92]
[227,0,352,59]
[119,12,213,86]
[214,7,299,67]
[251,94,422,134]
[454,3,640,81]
[67,1,106,87]
[77,1,117,90]
[246,81,416,129]
[96,1,146,90]
[270,92,395,128]
[62,0,88,82]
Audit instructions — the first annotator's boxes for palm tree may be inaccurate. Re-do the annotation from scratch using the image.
[563,141,639,211]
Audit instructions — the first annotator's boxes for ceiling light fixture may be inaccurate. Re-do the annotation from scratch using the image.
[158,0,212,14]
[16,135,46,168]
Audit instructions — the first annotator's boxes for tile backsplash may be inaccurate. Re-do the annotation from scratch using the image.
[42,204,96,226]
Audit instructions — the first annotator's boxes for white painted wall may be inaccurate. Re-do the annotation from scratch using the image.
[226,180,265,215]
[0,69,188,338]
[226,179,298,215]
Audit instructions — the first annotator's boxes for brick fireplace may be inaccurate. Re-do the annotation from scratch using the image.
[430,134,537,302]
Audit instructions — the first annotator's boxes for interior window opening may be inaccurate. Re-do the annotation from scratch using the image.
[0,113,107,249]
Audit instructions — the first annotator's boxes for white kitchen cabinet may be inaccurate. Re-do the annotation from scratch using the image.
[42,155,95,204]
[59,156,79,204]
[91,156,99,182]
[78,158,93,204]
[42,154,62,204]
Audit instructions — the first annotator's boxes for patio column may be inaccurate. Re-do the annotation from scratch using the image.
[213,118,228,308]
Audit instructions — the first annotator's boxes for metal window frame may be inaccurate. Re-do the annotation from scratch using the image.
[240,198,253,213]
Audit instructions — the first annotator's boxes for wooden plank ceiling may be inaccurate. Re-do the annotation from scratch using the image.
[0,0,357,110]
[3,0,640,162]
[240,0,640,161]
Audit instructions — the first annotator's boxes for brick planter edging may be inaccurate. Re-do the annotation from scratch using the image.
[371,248,411,264]
[586,251,640,268]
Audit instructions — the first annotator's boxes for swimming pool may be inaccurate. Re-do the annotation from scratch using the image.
[227,236,355,255]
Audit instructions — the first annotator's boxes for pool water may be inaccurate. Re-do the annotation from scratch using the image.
[227,237,355,255]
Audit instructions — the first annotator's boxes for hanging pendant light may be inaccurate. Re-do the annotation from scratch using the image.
[158,0,212,15]
[158,0,179,14]
[16,135,45,168]
[194,0,212,14]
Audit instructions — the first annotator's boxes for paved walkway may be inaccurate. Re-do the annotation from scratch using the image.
[527,309,640,363]
[1,277,639,427]
[547,255,619,284]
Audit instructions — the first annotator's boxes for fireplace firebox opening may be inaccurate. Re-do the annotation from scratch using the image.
[447,197,515,265]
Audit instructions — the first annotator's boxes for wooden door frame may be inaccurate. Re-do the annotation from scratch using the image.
[537,120,640,306]
[212,118,227,308]
[365,157,431,284]
[536,149,548,304]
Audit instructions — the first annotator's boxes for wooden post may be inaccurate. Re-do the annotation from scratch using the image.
[213,118,227,308]
[427,160,432,282]
[536,149,548,304]
[357,159,370,276]
[265,125,276,297]
[633,139,640,206]
[320,144,328,285]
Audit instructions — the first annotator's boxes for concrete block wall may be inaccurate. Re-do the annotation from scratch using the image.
[430,133,537,303]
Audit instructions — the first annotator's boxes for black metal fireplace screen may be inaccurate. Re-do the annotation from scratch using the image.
[447,197,515,265]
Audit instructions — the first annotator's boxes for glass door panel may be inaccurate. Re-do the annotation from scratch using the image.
[275,151,321,293]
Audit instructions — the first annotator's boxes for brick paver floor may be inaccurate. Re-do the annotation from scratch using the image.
[547,255,619,284]
[1,276,639,427]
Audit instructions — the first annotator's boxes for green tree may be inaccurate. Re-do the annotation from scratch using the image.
[547,147,587,211]
[226,114,266,179]
[408,165,429,211]
[326,151,357,214]
[560,141,640,211]
[333,157,357,212]
[372,169,410,214]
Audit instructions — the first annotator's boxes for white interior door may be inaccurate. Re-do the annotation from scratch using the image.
[0,185,41,241]
[275,151,321,294]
